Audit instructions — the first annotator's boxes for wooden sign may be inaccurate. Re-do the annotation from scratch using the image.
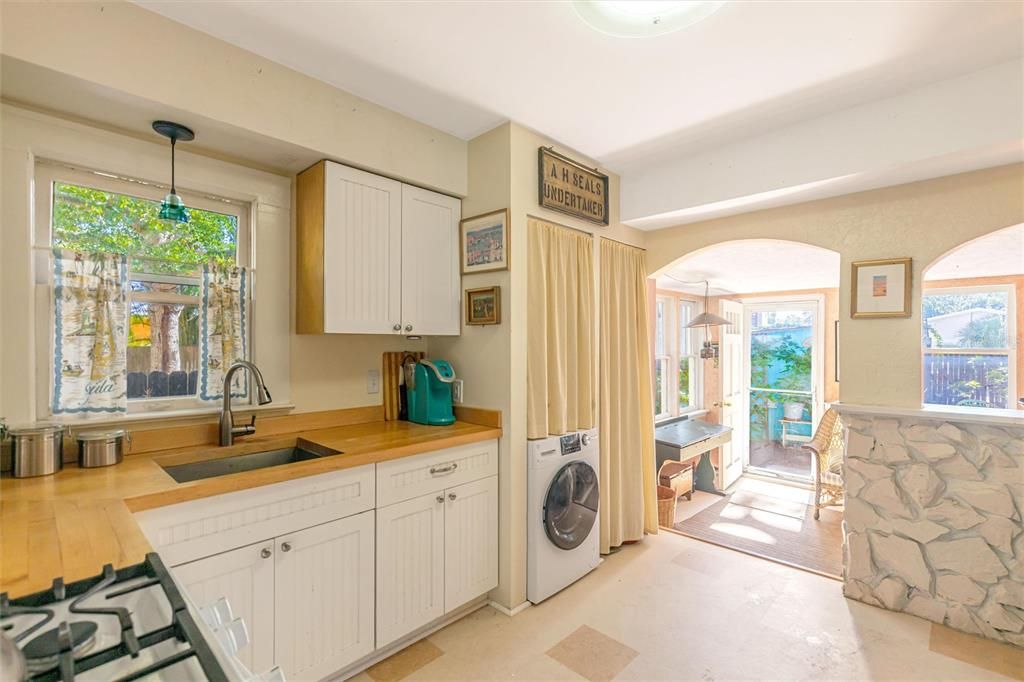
[538,147,609,226]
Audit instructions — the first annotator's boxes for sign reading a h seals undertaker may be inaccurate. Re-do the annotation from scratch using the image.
[538,147,609,226]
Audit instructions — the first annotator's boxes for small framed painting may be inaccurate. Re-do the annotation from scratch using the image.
[466,286,501,326]
[461,209,509,274]
[851,258,912,318]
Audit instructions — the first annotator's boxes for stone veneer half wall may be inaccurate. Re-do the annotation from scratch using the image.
[838,407,1023,647]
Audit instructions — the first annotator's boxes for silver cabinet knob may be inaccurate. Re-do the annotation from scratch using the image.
[281,542,292,553]
[448,492,457,501]
[405,324,413,332]
[260,547,272,559]
[393,324,401,332]
[436,495,444,503]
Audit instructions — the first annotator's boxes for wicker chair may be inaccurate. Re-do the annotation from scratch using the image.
[802,408,845,520]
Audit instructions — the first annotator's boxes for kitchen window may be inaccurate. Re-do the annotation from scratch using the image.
[35,163,252,415]
[654,293,703,420]
[922,285,1016,410]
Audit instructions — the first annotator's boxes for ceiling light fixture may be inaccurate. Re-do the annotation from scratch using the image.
[665,275,731,364]
[152,120,195,225]
[573,1,726,38]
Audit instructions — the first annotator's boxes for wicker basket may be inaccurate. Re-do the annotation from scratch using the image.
[657,485,677,527]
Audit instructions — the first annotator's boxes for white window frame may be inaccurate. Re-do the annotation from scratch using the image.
[922,284,1016,410]
[34,161,254,417]
[654,292,704,421]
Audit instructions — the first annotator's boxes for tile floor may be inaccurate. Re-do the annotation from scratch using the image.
[357,522,1020,681]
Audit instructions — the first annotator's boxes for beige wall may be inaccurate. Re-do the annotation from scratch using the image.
[0,2,467,196]
[645,164,1024,409]
[429,122,647,610]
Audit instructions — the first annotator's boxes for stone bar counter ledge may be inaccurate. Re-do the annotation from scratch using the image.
[835,404,1023,647]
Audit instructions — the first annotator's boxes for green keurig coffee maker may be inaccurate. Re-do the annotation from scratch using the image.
[405,359,456,426]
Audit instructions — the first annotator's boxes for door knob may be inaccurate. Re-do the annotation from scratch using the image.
[393,324,401,332]
[436,495,444,503]
[281,542,292,553]
[260,547,272,559]
[405,324,413,332]
[448,492,457,501]
[713,401,732,408]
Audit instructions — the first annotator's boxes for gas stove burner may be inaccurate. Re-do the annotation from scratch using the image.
[23,621,97,672]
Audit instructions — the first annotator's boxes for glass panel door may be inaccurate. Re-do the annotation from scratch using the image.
[747,303,817,480]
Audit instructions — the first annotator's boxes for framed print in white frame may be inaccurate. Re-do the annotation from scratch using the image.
[460,208,509,274]
[851,257,912,318]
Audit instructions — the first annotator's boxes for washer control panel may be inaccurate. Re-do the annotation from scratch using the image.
[559,433,581,456]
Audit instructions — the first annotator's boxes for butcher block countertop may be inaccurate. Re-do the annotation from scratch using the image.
[0,418,500,599]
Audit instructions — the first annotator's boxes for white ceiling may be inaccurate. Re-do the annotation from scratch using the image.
[926,224,1024,281]
[655,240,840,295]
[136,1,1023,175]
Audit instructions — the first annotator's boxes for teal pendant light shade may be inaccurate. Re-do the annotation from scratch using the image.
[152,120,195,225]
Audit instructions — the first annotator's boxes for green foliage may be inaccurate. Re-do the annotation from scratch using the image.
[52,183,237,267]
[749,333,812,443]
[678,359,690,409]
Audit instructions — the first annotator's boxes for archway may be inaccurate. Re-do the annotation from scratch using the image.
[654,239,845,577]
[922,223,1023,411]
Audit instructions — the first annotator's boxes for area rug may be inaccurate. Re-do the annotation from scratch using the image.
[671,492,843,578]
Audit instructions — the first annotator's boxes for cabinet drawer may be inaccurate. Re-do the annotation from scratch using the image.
[376,440,497,507]
[135,464,375,566]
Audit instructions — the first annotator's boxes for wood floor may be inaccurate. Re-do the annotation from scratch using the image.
[669,477,843,578]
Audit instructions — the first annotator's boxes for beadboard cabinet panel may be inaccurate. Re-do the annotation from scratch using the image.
[400,185,461,336]
[375,492,445,648]
[323,162,402,334]
[444,476,499,612]
[275,511,375,680]
[173,541,275,674]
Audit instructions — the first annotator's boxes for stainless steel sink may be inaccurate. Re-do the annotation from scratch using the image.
[161,443,342,483]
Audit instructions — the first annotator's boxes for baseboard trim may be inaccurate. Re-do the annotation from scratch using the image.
[488,599,530,617]
[328,597,490,680]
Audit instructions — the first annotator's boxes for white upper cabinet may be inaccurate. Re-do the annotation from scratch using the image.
[323,163,402,334]
[296,160,461,336]
[401,185,461,336]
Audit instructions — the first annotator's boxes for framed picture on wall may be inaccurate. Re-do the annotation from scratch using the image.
[851,258,912,318]
[460,209,509,274]
[465,286,501,325]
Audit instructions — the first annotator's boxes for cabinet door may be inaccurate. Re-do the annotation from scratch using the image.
[274,511,375,680]
[376,492,445,647]
[400,184,461,336]
[444,475,498,612]
[323,162,402,334]
[173,541,275,674]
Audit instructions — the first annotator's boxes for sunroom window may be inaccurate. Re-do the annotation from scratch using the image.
[37,163,251,415]
[922,286,1015,409]
[654,293,702,420]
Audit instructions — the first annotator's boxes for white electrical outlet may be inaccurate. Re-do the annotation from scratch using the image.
[367,369,380,394]
[452,379,464,404]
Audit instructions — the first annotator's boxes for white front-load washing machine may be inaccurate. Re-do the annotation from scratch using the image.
[527,428,600,604]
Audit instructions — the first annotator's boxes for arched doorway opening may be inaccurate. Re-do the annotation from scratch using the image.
[922,223,1023,411]
[653,239,844,577]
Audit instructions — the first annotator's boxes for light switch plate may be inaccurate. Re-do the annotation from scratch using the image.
[367,369,380,394]
[452,379,464,404]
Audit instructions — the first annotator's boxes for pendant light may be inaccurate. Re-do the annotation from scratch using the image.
[152,120,195,224]
[686,280,731,330]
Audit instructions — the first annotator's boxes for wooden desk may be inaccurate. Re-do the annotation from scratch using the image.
[655,418,733,494]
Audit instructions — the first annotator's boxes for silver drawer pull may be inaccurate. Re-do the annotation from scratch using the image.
[429,462,458,476]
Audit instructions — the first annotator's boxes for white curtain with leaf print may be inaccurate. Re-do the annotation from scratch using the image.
[200,263,248,400]
[52,250,129,414]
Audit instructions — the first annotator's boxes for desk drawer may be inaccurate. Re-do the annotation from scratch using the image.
[376,439,497,507]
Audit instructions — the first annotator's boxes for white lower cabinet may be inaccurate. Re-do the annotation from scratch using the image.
[375,491,446,647]
[142,442,498,680]
[275,511,375,680]
[174,541,276,675]
[444,476,499,612]
[376,475,499,647]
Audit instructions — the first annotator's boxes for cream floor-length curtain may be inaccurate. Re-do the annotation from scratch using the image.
[599,238,658,552]
[527,218,595,439]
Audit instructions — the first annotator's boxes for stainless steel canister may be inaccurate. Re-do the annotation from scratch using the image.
[76,429,129,468]
[7,423,65,478]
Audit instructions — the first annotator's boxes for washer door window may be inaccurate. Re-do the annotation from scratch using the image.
[544,461,599,550]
